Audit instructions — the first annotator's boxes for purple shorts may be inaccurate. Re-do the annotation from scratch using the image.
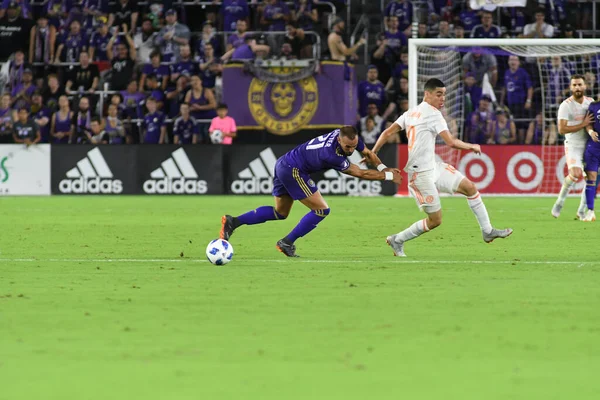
[585,142,600,173]
[272,157,318,200]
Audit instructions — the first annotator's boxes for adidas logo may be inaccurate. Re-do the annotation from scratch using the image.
[318,152,382,194]
[231,148,277,194]
[59,148,123,193]
[143,148,207,194]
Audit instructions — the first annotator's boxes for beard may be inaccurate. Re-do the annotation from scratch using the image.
[573,90,584,99]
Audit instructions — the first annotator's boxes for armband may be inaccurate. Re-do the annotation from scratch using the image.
[377,164,388,172]
[385,171,393,181]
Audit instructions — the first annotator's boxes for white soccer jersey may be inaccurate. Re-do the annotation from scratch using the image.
[394,102,449,172]
[557,96,594,146]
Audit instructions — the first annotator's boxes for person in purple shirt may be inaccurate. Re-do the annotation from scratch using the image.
[454,2,478,33]
[45,0,70,28]
[120,80,145,119]
[173,103,199,144]
[221,0,249,32]
[145,74,165,110]
[357,66,386,117]
[226,19,247,52]
[464,72,482,115]
[165,75,189,118]
[219,126,401,257]
[470,11,502,39]
[292,0,317,31]
[82,0,109,35]
[197,42,221,89]
[384,0,412,32]
[171,44,197,84]
[11,68,35,110]
[89,18,111,61]
[383,16,407,58]
[0,0,31,19]
[30,91,51,143]
[500,56,533,143]
[142,96,166,144]
[140,50,169,90]
[225,34,270,61]
[262,0,289,32]
[582,101,600,221]
[55,20,88,63]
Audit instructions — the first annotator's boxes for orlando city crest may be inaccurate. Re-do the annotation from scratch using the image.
[248,68,318,135]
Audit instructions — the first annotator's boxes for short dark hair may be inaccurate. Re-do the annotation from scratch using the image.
[150,50,161,59]
[18,107,29,113]
[424,78,445,92]
[571,74,586,83]
[90,116,102,124]
[339,125,357,139]
[217,103,228,110]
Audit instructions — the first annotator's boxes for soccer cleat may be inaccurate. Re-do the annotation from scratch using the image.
[276,239,300,257]
[386,235,406,257]
[220,215,235,240]
[483,228,513,243]
[582,210,596,222]
[551,203,562,218]
[576,210,587,220]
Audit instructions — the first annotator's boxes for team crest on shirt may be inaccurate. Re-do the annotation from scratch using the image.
[248,67,318,136]
[425,195,434,204]
[308,179,315,187]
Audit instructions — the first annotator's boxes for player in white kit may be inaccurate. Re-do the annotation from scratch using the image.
[551,74,595,219]
[371,78,512,257]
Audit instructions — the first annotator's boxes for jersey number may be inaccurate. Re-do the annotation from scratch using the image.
[306,133,330,150]
[407,125,416,151]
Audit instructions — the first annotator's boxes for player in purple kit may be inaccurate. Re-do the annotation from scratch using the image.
[582,101,600,221]
[358,66,386,117]
[220,127,403,257]
[142,97,166,144]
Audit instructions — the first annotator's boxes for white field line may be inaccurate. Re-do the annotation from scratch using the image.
[0,258,597,265]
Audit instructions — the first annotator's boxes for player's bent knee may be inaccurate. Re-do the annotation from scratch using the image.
[312,208,331,218]
[458,178,477,197]
[275,210,288,219]
[427,213,442,229]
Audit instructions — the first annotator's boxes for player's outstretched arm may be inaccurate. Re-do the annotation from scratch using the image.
[343,163,403,185]
[359,146,385,169]
[440,130,481,154]
[372,122,401,154]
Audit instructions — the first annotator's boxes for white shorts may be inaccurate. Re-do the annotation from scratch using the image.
[564,142,585,170]
[407,162,465,213]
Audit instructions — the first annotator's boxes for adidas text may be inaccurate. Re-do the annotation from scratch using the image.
[318,178,381,194]
[59,177,123,194]
[231,178,272,194]
[143,178,207,194]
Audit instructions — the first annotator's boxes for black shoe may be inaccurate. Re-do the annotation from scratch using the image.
[276,239,300,257]
[220,215,235,240]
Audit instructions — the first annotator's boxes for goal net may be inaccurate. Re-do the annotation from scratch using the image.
[408,38,600,194]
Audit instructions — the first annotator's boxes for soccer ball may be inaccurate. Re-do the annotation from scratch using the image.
[210,129,223,144]
[205,239,234,265]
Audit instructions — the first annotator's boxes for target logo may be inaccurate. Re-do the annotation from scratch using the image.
[555,155,586,191]
[507,152,544,191]
[457,153,495,190]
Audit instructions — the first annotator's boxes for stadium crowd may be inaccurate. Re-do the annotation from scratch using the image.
[0,0,597,146]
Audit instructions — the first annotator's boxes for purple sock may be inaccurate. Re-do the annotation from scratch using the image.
[285,209,330,243]
[586,180,596,211]
[236,206,284,226]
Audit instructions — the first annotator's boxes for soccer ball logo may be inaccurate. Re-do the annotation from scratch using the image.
[205,239,234,265]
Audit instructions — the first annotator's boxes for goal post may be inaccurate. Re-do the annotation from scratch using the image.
[407,38,600,194]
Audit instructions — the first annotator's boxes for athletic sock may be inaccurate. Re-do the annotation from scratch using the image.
[235,206,285,227]
[586,180,596,211]
[285,209,330,243]
[396,219,429,242]
[577,187,588,214]
[556,175,575,206]
[467,192,492,234]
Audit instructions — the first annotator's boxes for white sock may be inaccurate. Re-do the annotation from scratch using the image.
[556,175,575,206]
[467,192,492,234]
[577,188,588,214]
[396,219,429,242]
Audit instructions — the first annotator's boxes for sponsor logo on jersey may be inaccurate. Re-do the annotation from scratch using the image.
[143,148,207,194]
[59,148,122,194]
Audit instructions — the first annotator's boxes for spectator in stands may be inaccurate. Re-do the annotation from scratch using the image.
[523,9,555,39]
[66,51,99,95]
[154,9,190,63]
[109,0,139,34]
[209,103,236,145]
[103,103,125,144]
[489,109,516,144]
[133,17,156,63]
[584,71,599,100]
[391,47,408,79]
[12,106,40,145]
[141,96,166,144]
[165,75,189,118]
[42,74,63,112]
[327,18,365,62]
[500,55,532,143]
[417,22,430,38]
[185,74,216,141]
[120,80,144,120]
[386,76,408,117]
[292,0,318,33]
[73,96,93,144]
[140,50,168,90]
[360,116,381,146]
[500,7,526,36]
[384,0,412,33]
[5,49,28,92]
[358,65,385,117]
[81,1,110,36]
[454,2,477,33]
[279,43,296,60]
[526,112,556,145]
[462,50,498,87]
[50,95,73,143]
[44,0,66,29]
[0,0,31,20]
[145,74,165,110]
[546,56,571,107]
[144,0,171,30]
[468,95,495,144]
[10,67,34,110]
[471,11,501,39]
[196,20,221,58]
[378,16,407,59]
[0,94,15,143]
[107,28,136,90]
[226,19,248,52]
[284,22,308,59]
[55,20,88,64]
[454,22,465,39]
[223,34,270,61]
[222,0,249,32]
[88,116,106,144]
[89,17,111,62]
[0,3,33,60]
[359,103,384,142]
[463,72,482,115]
[29,15,56,70]
[437,20,454,38]
[197,43,222,90]
[173,102,199,144]
[562,24,576,39]
[171,44,197,83]
[262,0,290,32]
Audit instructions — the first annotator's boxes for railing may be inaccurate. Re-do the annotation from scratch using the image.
[350,14,369,62]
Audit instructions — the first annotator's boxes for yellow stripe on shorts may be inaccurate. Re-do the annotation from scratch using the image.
[293,168,313,198]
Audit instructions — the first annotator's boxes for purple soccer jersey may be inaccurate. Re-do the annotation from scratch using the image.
[222,0,249,32]
[504,67,532,106]
[384,0,412,31]
[263,2,289,32]
[142,64,170,83]
[357,80,385,117]
[143,111,166,144]
[585,101,600,173]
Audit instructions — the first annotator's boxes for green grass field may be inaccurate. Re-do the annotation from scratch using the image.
[1,195,599,400]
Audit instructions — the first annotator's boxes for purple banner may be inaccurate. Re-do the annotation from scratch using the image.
[222,62,357,135]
